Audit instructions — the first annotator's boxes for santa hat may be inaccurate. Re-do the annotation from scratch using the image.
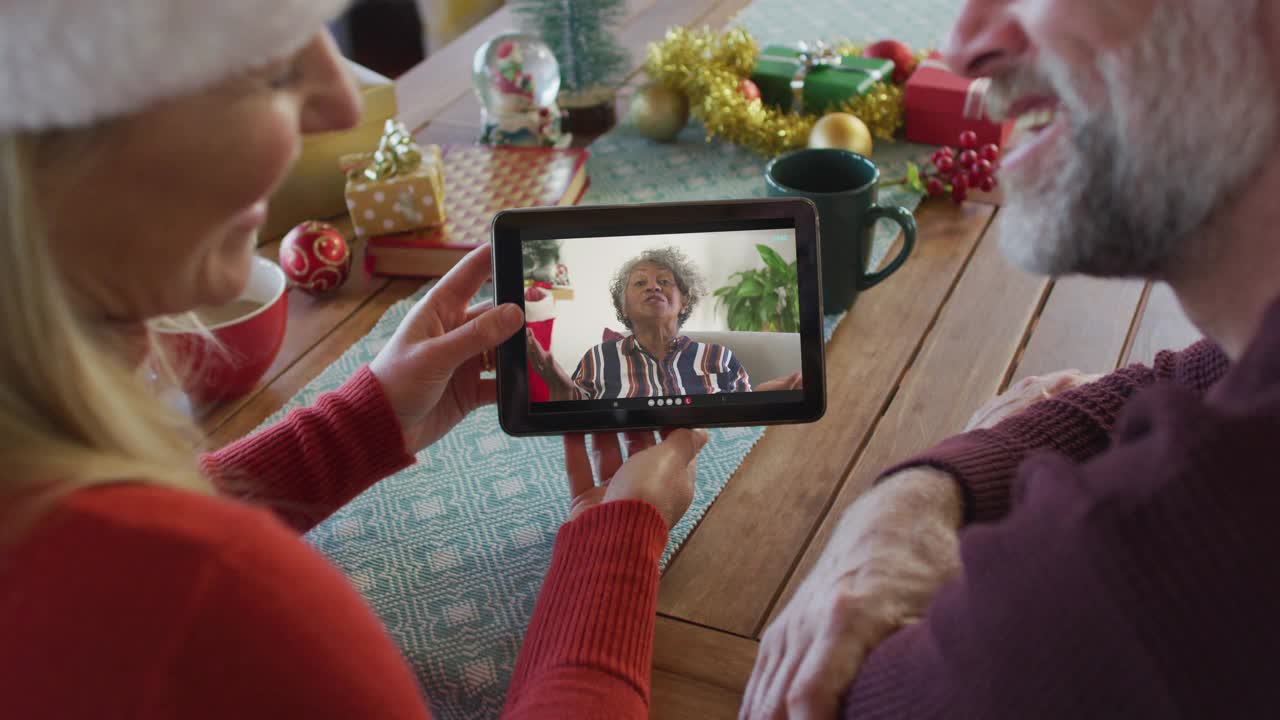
[0,0,352,133]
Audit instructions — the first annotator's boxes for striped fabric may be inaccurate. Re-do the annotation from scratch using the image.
[570,336,752,400]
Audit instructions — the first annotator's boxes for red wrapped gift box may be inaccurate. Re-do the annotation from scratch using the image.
[904,57,1013,148]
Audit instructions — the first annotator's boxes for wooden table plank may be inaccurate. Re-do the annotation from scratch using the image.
[657,201,995,637]
[651,671,741,720]
[396,8,514,133]
[766,215,1049,630]
[653,617,757,693]
[695,0,754,29]
[1012,277,1146,382]
[1123,281,1202,366]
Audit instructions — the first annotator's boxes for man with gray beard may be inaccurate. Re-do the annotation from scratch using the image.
[740,0,1280,718]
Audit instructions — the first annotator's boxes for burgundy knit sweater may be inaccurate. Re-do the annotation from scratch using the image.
[843,311,1280,717]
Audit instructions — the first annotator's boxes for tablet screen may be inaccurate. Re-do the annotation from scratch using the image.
[493,199,824,436]
[524,227,805,414]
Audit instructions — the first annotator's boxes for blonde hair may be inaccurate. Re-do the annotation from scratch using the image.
[0,131,212,521]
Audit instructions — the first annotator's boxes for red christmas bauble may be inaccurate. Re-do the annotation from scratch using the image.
[279,221,352,296]
[863,39,917,85]
[740,78,762,102]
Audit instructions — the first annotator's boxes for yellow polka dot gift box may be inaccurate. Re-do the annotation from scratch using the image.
[340,121,447,239]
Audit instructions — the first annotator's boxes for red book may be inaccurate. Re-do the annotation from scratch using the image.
[364,145,590,278]
[904,55,1013,149]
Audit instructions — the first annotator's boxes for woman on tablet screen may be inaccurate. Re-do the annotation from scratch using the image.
[528,247,802,400]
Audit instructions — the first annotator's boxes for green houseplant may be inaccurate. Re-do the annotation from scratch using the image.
[713,244,800,332]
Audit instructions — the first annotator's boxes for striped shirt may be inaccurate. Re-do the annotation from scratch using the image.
[571,336,752,400]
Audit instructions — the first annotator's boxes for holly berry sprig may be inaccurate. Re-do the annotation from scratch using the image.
[904,130,1001,204]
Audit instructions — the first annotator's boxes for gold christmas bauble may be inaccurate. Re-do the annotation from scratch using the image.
[808,113,874,156]
[628,83,690,142]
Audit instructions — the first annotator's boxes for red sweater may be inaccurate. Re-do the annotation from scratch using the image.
[0,367,667,719]
[846,323,1280,716]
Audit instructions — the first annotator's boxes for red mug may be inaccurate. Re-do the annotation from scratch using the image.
[156,257,289,406]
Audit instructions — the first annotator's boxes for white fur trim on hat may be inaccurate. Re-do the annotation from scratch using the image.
[0,0,352,133]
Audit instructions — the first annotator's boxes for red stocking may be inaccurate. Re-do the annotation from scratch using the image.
[526,317,556,402]
[524,282,558,403]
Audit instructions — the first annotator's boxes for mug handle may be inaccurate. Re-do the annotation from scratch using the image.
[858,205,918,290]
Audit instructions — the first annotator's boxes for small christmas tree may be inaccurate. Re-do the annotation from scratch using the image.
[523,239,562,282]
[512,0,628,105]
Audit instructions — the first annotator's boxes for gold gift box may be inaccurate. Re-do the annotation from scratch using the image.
[340,143,446,239]
[260,62,399,242]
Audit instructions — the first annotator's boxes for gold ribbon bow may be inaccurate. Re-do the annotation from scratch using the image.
[763,42,888,115]
[356,119,423,181]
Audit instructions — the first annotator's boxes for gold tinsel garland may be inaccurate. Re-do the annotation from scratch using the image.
[644,27,907,157]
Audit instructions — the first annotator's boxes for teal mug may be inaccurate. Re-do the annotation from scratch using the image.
[766,149,917,314]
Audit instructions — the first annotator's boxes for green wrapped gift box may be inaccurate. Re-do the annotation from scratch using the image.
[751,45,894,115]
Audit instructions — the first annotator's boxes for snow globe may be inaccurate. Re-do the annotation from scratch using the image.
[473,32,569,147]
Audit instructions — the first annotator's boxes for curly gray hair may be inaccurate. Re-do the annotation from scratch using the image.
[609,247,705,330]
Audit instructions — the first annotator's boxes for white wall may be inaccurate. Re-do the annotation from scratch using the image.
[546,229,797,371]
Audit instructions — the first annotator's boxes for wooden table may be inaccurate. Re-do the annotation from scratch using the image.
[206,2,1204,716]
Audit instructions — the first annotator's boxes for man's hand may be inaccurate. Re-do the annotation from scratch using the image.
[965,370,1102,432]
[741,469,963,720]
[740,369,1100,718]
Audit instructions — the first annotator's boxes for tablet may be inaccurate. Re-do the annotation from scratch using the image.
[492,198,826,436]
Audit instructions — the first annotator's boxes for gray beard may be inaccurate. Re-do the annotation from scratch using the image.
[997,0,1277,279]
[999,122,1204,279]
